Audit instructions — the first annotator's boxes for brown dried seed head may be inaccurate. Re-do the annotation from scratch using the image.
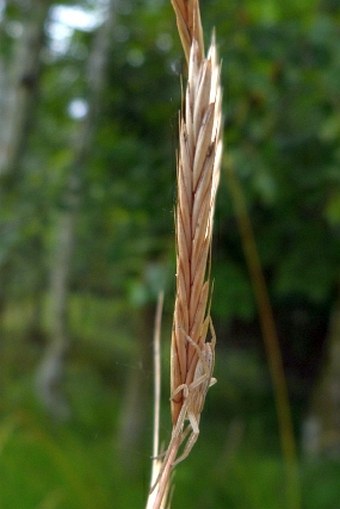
[171,35,222,425]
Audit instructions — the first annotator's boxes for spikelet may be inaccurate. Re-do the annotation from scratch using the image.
[171,32,222,425]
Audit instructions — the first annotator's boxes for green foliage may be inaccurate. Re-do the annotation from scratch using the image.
[1,369,340,509]
[213,261,254,320]
[219,1,340,309]
[2,0,339,311]
[1,292,340,508]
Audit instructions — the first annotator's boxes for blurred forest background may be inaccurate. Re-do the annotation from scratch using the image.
[0,0,340,508]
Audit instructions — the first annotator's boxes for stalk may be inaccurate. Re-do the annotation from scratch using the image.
[146,2,223,507]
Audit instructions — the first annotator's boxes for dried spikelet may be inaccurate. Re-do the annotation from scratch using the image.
[146,3,222,507]
[171,34,222,425]
[171,0,204,63]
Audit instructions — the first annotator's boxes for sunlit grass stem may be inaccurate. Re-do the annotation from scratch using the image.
[146,1,222,507]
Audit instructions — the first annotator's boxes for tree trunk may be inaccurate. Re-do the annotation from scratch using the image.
[0,0,51,182]
[35,204,77,420]
[35,0,117,419]
[302,288,340,458]
[0,1,51,326]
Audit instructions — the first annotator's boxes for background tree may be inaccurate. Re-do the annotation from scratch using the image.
[0,0,52,321]
[35,0,118,422]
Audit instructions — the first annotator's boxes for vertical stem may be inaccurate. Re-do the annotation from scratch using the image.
[226,162,301,509]
[147,292,171,509]
[152,292,164,462]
